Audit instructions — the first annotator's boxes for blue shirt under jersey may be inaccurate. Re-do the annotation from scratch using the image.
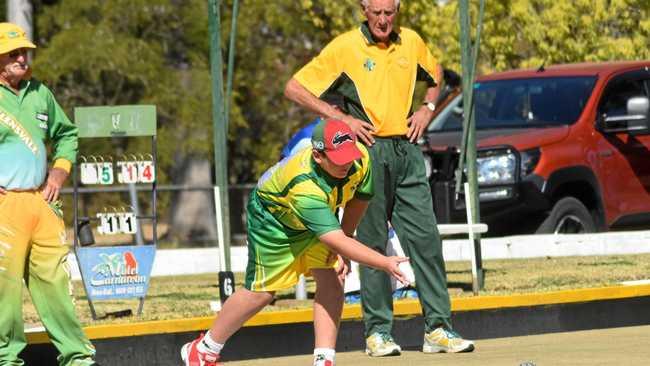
[280,117,320,159]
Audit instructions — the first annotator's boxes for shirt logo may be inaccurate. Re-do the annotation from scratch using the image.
[0,110,38,154]
[363,58,375,72]
[36,113,48,129]
[397,56,409,68]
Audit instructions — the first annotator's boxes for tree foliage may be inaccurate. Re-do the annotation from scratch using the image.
[33,0,213,180]
[29,0,650,186]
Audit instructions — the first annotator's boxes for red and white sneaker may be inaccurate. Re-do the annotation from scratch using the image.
[313,354,334,366]
[181,334,223,366]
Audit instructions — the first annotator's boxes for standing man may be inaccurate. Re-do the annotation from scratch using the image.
[284,0,475,357]
[181,119,409,366]
[0,23,98,366]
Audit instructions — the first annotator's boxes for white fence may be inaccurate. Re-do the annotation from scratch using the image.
[67,230,650,280]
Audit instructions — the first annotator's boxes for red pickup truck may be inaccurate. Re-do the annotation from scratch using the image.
[422,61,650,236]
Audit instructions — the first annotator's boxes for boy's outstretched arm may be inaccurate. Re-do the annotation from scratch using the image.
[319,229,410,286]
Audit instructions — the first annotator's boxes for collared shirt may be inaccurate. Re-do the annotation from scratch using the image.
[0,78,78,189]
[294,22,440,137]
[255,142,373,238]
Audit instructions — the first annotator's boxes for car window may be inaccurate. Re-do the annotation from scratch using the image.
[430,77,597,131]
[598,72,649,118]
[428,94,463,131]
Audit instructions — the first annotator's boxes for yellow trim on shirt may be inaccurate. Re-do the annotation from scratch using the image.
[53,158,72,173]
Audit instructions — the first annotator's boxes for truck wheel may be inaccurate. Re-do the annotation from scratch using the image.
[536,197,596,234]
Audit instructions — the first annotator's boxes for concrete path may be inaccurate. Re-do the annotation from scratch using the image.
[226,324,650,365]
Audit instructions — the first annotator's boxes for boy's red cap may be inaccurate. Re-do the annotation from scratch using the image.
[311,118,362,165]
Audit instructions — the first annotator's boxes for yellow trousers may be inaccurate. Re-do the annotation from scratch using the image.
[0,191,95,366]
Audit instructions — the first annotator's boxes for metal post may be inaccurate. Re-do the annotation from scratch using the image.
[224,0,240,134]
[295,275,307,300]
[151,134,158,245]
[214,186,227,272]
[458,0,486,291]
[464,183,479,295]
[208,0,232,271]
[128,183,144,246]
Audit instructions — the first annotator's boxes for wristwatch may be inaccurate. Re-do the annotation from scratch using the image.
[424,101,436,112]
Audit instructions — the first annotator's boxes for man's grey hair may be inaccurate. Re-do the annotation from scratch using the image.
[361,0,401,9]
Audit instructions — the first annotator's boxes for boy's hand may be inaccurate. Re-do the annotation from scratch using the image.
[384,256,411,286]
[335,254,351,282]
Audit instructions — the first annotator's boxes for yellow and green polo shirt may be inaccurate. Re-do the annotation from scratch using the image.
[293,22,440,137]
[255,141,372,236]
[245,143,373,290]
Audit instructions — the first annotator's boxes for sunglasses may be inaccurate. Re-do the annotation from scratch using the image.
[7,49,27,59]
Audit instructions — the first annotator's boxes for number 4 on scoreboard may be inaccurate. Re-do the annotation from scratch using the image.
[138,160,155,183]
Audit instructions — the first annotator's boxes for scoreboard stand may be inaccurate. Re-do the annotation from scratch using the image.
[72,105,158,320]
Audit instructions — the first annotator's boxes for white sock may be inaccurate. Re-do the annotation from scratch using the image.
[199,331,224,354]
[313,348,335,365]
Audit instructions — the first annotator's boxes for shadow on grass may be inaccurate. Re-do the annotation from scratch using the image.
[144,292,217,300]
[447,281,473,292]
[578,259,634,266]
[76,292,217,301]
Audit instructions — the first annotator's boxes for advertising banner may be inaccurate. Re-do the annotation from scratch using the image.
[76,245,156,300]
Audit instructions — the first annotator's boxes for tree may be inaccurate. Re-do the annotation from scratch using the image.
[28,0,650,246]
[414,0,650,72]
[33,0,219,244]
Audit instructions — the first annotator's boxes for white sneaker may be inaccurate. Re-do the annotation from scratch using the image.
[181,333,223,366]
[313,353,335,366]
[365,332,401,357]
[423,327,475,353]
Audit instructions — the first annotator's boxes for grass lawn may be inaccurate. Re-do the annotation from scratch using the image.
[22,253,650,326]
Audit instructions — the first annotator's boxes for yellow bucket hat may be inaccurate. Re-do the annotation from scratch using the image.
[0,23,36,55]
